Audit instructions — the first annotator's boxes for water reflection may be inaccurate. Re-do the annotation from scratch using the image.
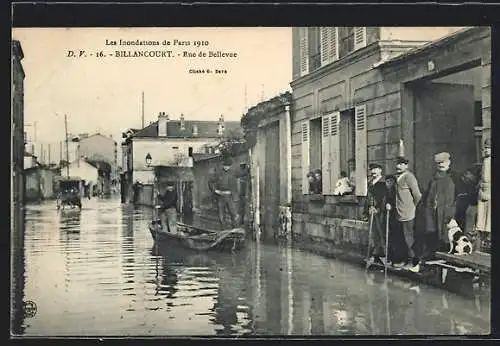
[16,199,490,336]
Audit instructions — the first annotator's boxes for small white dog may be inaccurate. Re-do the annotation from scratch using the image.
[447,219,473,255]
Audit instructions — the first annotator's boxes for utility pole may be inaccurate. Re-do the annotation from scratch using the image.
[48,143,51,165]
[64,114,70,178]
[141,91,145,128]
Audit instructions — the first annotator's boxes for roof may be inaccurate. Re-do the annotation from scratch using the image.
[132,120,242,139]
[192,153,221,163]
[376,27,485,69]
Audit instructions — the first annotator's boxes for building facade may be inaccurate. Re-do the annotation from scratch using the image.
[76,133,118,181]
[242,92,293,240]
[12,39,25,239]
[121,113,242,204]
[289,27,490,255]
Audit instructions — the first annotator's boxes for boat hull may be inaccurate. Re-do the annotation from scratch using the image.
[149,222,246,252]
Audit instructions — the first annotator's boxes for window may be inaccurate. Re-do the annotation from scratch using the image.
[299,27,309,77]
[309,117,322,173]
[320,27,339,66]
[339,109,356,176]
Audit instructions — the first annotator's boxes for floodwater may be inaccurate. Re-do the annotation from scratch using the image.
[11,198,490,337]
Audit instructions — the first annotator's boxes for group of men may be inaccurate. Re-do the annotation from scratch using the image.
[365,139,491,273]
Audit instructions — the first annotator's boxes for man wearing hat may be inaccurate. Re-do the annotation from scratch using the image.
[214,157,239,229]
[475,138,491,248]
[158,181,179,233]
[423,152,457,258]
[365,163,388,265]
[394,156,422,272]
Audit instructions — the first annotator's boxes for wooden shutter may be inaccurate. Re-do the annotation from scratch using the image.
[299,28,309,76]
[354,27,367,50]
[321,114,331,194]
[329,111,341,189]
[355,105,368,196]
[320,27,339,66]
[301,121,310,194]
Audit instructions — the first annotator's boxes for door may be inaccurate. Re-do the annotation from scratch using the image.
[413,82,476,190]
[263,122,281,238]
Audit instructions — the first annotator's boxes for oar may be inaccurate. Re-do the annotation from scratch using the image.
[385,204,392,277]
[365,211,375,269]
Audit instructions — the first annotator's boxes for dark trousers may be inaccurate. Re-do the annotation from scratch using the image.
[388,219,407,263]
[399,219,416,263]
[370,212,386,258]
[217,195,238,228]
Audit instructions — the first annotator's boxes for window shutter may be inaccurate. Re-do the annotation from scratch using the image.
[301,121,310,194]
[320,27,330,66]
[355,105,368,196]
[330,27,339,62]
[320,27,339,66]
[299,28,309,76]
[321,115,331,194]
[354,27,367,50]
[329,111,341,190]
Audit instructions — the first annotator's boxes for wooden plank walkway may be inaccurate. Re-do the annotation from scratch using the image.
[435,251,491,273]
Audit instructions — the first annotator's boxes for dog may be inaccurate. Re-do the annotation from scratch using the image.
[447,219,473,255]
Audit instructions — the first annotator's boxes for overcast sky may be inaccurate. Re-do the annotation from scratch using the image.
[13,27,292,147]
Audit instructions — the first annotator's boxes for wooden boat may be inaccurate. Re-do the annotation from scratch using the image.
[148,221,246,252]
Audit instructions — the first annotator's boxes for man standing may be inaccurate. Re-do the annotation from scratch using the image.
[423,152,457,257]
[158,181,178,234]
[214,158,239,229]
[475,139,491,250]
[394,156,422,272]
[365,163,388,265]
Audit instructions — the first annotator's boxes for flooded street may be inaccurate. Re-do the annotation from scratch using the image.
[12,198,490,337]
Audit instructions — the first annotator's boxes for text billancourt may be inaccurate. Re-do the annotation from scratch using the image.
[113,50,237,58]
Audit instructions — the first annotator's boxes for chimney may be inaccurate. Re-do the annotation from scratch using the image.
[180,113,186,131]
[192,124,198,136]
[218,114,225,136]
[158,111,169,137]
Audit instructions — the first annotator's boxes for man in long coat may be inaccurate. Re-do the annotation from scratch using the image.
[423,152,457,255]
[475,138,491,249]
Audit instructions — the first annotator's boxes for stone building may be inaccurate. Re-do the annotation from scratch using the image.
[121,112,242,204]
[289,27,490,256]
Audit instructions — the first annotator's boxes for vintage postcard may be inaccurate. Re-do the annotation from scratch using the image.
[11,25,491,337]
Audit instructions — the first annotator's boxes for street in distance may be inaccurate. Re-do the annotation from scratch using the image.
[189,68,228,74]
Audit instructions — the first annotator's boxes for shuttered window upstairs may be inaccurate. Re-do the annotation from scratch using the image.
[320,27,339,66]
[355,104,368,196]
[301,121,310,194]
[354,27,367,51]
[329,111,341,191]
[299,28,309,77]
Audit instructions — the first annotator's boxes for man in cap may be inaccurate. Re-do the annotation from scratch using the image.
[475,138,491,249]
[214,157,239,229]
[423,152,457,259]
[394,156,422,272]
[158,181,178,233]
[365,163,388,265]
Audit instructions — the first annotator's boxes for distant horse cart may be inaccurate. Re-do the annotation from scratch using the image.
[56,177,83,210]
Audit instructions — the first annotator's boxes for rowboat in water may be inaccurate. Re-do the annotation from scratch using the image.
[148,221,246,252]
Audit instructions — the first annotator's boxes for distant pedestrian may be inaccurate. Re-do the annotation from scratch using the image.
[422,152,457,257]
[365,163,387,266]
[394,156,422,272]
[214,158,239,229]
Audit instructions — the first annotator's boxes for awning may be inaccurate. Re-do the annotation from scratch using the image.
[154,166,195,182]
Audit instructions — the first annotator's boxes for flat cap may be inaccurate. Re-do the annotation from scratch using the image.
[434,152,451,163]
[369,163,382,170]
[222,157,233,166]
[395,156,409,164]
